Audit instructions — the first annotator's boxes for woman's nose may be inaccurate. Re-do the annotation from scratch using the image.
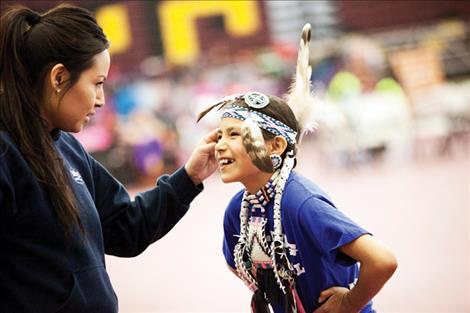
[96,89,105,108]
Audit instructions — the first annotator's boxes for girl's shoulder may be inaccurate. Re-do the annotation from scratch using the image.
[222,188,245,224]
[226,188,245,210]
[284,171,334,205]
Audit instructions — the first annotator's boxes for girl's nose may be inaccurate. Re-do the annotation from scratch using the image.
[215,137,226,151]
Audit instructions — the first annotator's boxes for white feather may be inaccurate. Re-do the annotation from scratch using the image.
[285,23,318,142]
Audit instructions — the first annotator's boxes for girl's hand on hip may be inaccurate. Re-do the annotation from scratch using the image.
[313,286,360,313]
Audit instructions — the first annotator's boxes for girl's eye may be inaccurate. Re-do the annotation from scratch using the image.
[216,134,222,141]
[230,132,240,137]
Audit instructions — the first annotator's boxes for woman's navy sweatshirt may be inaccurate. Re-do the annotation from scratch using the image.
[0,130,202,313]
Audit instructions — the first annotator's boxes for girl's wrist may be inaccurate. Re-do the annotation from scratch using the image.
[343,291,362,312]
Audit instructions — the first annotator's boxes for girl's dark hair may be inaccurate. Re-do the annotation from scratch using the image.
[0,4,109,237]
[233,95,300,163]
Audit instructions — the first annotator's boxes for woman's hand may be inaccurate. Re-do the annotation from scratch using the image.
[313,287,359,313]
[184,129,219,185]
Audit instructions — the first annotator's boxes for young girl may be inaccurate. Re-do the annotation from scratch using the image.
[198,24,397,312]
[0,4,217,313]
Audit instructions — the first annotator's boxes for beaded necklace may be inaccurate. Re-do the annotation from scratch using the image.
[245,171,279,265]
[234,151,296,295]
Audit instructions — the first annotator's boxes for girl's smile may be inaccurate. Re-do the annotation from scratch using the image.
[218,157,235,171]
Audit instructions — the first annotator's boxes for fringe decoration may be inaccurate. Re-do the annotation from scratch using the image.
[251,289,270,313]
[271,151,296,294]
[257,268,283,306]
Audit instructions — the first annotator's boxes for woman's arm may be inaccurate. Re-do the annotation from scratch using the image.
[314,234,397,313]
[84,130,218,257]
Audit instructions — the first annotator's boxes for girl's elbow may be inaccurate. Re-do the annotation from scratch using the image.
[380,252,398,277]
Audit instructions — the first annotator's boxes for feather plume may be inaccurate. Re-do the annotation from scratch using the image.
[196,94,242,122]
[241,117,274,173]
[285,23,317,142]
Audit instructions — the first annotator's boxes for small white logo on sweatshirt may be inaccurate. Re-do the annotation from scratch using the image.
[70,168,84,184]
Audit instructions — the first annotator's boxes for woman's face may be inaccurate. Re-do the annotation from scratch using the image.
[215,117,272,192]
[43,49,110,132]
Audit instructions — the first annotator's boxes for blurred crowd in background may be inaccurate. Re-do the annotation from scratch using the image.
[3,0,470,187]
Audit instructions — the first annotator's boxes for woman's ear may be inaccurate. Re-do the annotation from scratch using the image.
[49,64,69,94]
[269,136,288,155]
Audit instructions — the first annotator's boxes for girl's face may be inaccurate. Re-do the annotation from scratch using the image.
[215,117,272,192]
[43,49,110,133]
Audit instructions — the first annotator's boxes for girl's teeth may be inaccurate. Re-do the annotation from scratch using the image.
[219,159,232,165]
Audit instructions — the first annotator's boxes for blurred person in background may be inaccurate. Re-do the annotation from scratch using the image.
[0,4,217,313]
[198,24,397,313]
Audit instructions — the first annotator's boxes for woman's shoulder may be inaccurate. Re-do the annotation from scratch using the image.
[55,131,92,161]
[0,130,23,162]
[0,131,12,170]
[0,131,33,181]
[0,130,15,146]
[0,130,87,163]
[55,131,84,149]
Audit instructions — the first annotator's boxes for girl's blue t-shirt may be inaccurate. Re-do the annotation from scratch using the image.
[222,171,374,312]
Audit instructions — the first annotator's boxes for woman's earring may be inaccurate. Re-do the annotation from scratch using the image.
[55,88,61,94]
[270,154,282,170]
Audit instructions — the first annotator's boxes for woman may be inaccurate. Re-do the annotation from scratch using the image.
[0,4,217,313]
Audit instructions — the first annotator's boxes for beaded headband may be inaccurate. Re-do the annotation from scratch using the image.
[221,97,297,146]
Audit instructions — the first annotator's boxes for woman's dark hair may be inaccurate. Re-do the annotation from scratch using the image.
[232,95,300,162]
[0,4,109,237]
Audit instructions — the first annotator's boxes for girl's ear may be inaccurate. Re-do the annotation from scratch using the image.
[269,136,288,155]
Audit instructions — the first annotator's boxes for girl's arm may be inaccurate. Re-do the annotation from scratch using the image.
[227,264,240,277]
[314,234,397,313]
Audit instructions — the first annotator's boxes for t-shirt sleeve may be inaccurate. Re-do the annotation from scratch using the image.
[298,196,370,266]
[222,193,243,269]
